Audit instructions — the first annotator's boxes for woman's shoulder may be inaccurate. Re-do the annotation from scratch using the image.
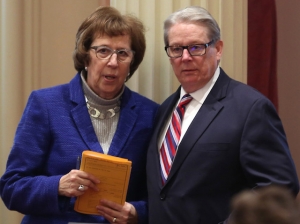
[29,74,81,102]
[29,83,70,101]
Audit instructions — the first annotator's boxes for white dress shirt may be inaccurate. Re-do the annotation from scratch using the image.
[158,66,220,150]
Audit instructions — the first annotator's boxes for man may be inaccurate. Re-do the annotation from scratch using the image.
[146,6,299,224]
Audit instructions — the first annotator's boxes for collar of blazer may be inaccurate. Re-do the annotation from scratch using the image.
[68,73,138,156]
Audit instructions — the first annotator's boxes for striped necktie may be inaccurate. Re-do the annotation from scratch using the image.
[160,94,193,185]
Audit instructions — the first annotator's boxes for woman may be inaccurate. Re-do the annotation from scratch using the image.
[0,6,158,224]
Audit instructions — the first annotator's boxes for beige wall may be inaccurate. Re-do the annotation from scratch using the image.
[276,0,300,195]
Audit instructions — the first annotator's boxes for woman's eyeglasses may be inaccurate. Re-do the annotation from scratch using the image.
[90,46,135,63]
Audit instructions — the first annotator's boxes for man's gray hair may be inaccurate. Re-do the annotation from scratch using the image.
[163,6,221,46]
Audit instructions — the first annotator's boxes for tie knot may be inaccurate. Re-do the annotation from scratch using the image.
[179,94,193,108]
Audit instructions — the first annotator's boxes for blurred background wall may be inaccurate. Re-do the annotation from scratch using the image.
[275,0,300,188]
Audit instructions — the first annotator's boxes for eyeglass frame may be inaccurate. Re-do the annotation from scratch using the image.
[90,45,135,63]
[164,40,215,58]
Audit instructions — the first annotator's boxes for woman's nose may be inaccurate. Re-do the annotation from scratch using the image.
[107,53,119,66]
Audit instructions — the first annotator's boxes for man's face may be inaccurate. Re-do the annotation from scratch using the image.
[168,23,223,93]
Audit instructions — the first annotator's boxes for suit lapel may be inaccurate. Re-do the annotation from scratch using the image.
[166,99,224,182]
[150,90,180,188]
[156,91,181,139]
[164,68,230,186]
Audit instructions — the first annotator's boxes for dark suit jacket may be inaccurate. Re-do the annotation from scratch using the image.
[146,68,299,224]
[0,73,158,224]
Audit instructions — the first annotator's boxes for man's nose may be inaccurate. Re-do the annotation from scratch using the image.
[181,49,192,60]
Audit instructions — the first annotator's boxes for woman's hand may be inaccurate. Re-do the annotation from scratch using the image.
[58,169,100,197]
[96,200,138,224]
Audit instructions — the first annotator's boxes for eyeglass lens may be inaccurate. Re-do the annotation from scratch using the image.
[94,46,133,62]
[167,44,206,57]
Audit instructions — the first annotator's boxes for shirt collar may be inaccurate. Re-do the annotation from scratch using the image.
[180,66,220,104]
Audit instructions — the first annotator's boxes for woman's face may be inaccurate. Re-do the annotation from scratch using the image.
[86,34,132,99]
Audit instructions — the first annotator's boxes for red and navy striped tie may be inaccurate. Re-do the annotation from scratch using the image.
[160,94,193,185]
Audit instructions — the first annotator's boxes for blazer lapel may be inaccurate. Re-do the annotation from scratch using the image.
[69,74,103,152]
[71,103,103,152]
[109,87,137,157]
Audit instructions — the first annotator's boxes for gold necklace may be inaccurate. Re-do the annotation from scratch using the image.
[86,101,120,120]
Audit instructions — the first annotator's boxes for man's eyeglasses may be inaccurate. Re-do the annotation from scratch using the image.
[165,40,214,58]
[90,46,135,63]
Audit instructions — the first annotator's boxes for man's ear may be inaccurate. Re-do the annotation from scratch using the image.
[215,40,223,60]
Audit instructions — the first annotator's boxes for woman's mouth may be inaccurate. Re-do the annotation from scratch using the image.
[104,75,116,80]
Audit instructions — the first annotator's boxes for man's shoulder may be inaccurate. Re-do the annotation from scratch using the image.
[229,78,269,100]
